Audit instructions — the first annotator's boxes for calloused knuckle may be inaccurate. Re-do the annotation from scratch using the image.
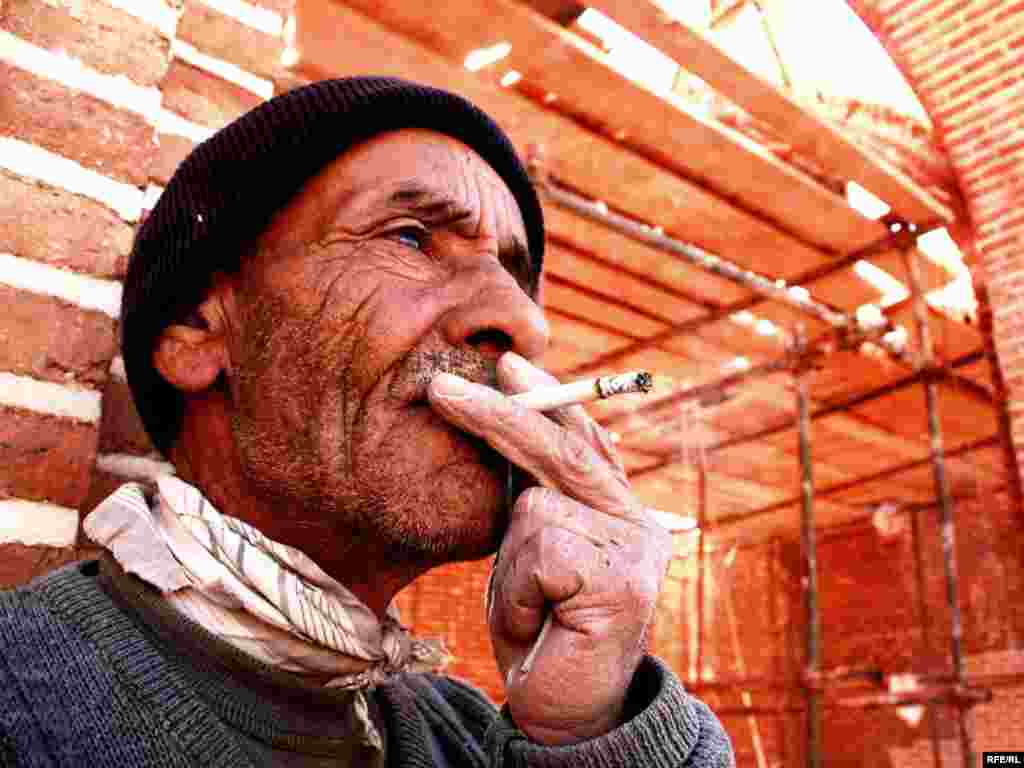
[515,486,554,518]
[556,435,596,478]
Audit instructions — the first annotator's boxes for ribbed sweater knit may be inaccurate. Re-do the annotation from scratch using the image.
[0,560,734,767]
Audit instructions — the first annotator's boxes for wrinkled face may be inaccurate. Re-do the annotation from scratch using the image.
[227,129,549,566]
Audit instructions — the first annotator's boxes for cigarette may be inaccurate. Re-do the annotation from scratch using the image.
[510,371,653,411]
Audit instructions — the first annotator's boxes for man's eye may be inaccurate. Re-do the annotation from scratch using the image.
[388,227,428,251]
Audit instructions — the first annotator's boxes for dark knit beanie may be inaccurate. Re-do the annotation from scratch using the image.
[123,76,545,456]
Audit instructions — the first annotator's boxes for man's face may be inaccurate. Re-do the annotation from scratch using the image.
[224,129,549,568]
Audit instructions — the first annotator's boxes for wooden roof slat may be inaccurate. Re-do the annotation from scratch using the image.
[546,242,709,325]
[885,304,984,363]
[333,0,890,253]
[851,384,998,447]
[542,204,751,305]
[298,2,943,328]
[585,0,954,227]
[541,278,669,337]
[295,0,825,283]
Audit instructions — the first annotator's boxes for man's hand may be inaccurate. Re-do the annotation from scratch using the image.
[428,352,672,746]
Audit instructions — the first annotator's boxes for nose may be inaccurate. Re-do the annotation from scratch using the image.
[440,264,550,363]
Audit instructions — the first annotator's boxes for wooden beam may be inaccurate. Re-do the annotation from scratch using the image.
[585,0,953,226]
[294,1,867,294]
[332,0,891,253]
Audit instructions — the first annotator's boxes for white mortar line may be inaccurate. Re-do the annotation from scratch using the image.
[152,109,216,144]
[0,499,79,547]
[96,453,176,483]
[100,0,180,38]
[0,138,144,222]
[0,372,102,423]
[0,30,162,116]
[199,0,284,37]
[171,39,274,100]
[0,31,213,145]
[0,253,122,318]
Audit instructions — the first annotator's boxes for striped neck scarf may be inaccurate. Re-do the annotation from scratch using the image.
[84,477,450,696]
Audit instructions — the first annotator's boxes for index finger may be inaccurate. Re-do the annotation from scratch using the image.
[427,372,637,518]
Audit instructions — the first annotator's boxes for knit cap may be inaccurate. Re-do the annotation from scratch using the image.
[122,76,544,455]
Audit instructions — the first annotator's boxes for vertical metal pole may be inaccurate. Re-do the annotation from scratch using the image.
[696,406,708,688]
[909,503,945,768]
[902,247,974,768]
[795,328,820,768]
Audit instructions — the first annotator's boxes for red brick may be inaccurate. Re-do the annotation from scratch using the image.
[160,59,264,131]
[0,0,171,86]
[80,467,143,515]
[0,543,100,589]
[945,50,1024,104]
[978,230,1024,254]
[0,285,118,387]
[980,211,1024,239]
[150,132,195,186]
[0,63,157,186]
[177,1,286,82]
[97,377,157,456]
[889,0,971,45]
[0,171,132,279]
[0,406,98,508]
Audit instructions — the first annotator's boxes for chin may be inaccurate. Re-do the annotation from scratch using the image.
[360,410,510,564]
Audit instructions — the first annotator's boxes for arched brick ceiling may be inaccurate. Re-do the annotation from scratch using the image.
[845,0,1024,482]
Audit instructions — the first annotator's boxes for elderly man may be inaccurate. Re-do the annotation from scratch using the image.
[0,77,733,766]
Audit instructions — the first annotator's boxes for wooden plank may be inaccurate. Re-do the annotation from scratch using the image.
[296,1,936,339]
[541,278,668,337]
[292,0,831,286]
[330,0,889,253]
[542,204,750,305]
[807,350,908,404]
[546,242,708,325]
[885,303,984,364]
[585,0,954,226]
[542,311,636,373]
[850,382,998,447]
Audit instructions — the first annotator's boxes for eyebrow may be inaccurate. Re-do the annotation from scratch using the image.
[384,181,540,292]
[385,181,471,222]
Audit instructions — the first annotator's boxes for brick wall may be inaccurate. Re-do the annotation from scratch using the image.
[0,0,300,579]
[649,490,1024,766]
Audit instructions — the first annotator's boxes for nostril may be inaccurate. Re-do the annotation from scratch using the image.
[467,328,513,360]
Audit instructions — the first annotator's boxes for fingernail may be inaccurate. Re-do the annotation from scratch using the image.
[501,351,530,374]
[430,372,471,400]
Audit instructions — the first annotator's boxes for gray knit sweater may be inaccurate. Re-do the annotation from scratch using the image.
[0,560,734,767]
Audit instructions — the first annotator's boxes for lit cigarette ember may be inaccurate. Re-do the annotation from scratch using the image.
[510,371,653,411]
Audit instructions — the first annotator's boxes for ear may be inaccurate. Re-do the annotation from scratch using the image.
[153,279,236,393]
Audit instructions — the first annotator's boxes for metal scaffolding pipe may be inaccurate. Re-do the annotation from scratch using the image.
[696,408,708,693]
[910,500,946,768]
[627,349,984,479]
[602,317,911,435]
[795,330,821,768]
[709,349,983,453]
[541,177,852,330]
[701,435,998,531]
[903,247,974,768]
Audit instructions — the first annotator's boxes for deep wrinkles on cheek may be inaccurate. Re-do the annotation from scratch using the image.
[308,254,382,479]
